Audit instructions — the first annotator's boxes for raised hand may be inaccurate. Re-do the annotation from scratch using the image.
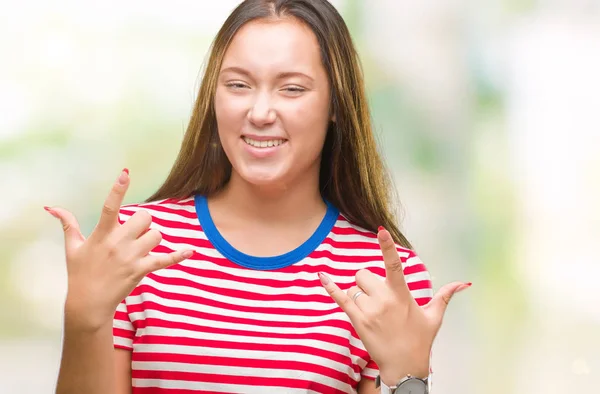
[319,227,470,385]
[45,169,193,331]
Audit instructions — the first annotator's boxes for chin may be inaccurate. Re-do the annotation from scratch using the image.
[243,173,287,188]
[237,166,289,188]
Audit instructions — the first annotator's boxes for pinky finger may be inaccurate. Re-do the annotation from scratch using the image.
[139,249,194,276]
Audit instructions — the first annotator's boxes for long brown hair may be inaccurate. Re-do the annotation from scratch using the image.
[147,0,412,249]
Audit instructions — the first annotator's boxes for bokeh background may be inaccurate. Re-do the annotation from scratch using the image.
[1,0,599,393]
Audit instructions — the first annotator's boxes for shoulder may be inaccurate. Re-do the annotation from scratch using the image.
[118,196,198,228]
[330,213,420,263]
[331,214,433,305]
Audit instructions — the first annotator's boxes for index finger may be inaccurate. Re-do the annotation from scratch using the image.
[378,227,410,296]
[96,169,130,235]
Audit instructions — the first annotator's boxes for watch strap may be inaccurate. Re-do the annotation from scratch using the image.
[376,374,430,394]
[375,376,395,394]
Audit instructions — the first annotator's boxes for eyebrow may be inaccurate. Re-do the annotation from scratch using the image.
[220,66,315,82]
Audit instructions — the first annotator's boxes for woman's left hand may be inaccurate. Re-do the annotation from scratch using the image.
[319,227,470,386]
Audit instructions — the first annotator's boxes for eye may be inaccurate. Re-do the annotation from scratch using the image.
[281,85,306,95]
[225,82,249,90]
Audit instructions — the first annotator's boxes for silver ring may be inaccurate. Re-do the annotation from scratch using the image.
[352,290,365,302]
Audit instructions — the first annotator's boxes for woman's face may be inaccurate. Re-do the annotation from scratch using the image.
[215,18,332,188]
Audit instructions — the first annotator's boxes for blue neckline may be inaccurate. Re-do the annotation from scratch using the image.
[194,195,339,270]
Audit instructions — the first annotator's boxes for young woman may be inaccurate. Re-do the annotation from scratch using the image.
[50,1,469,393]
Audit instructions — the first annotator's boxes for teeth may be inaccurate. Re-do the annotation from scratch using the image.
[243,137,286,148]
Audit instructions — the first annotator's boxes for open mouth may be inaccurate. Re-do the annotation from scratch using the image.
[242,136,287,148]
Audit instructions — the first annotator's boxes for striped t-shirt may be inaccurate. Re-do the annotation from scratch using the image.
[113,195,433,393]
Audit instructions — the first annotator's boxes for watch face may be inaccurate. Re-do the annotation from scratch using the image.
[396,378,427,394]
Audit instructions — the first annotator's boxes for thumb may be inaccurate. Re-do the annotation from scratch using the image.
[426,281,471,323]
[45,206,85,251]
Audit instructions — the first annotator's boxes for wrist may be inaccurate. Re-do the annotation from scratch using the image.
[64,295,113,333]
[378,355,430,386]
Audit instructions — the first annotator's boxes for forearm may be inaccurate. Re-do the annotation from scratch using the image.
[55,319,116,394]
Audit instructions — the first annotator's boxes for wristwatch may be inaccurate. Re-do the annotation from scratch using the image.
[375,374,430,394]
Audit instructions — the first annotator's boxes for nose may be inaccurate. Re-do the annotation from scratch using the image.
[247,90,276,127]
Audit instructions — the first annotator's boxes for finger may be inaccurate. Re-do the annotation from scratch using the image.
[318,273,363,323]
[378,226,409,295]
[116,209,153,241]
[96,169,130,236]
[346,285,371,310]
[425,281,471,323]
[46,206,85,252]
[133,228,162,257]
[355,268,384,295]
[138,249,194,278]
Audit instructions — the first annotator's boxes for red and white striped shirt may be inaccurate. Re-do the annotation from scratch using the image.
[113,196,433,393]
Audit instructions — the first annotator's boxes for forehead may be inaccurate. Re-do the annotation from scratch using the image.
[221,18,324,75]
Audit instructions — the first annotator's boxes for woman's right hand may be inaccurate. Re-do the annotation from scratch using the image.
[46,169,193,332]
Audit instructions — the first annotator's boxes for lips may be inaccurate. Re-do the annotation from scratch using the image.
[242,136,287,148]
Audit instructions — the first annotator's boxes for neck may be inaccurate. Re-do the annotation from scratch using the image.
[211,170,326,225]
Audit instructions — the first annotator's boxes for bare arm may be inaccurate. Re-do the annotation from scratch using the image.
[55,322,132,394]
[55,321,116,394]
[115,348,133,394]
[56,320,131,394]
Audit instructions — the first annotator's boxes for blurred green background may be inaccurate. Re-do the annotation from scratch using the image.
[1,0,599,393]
